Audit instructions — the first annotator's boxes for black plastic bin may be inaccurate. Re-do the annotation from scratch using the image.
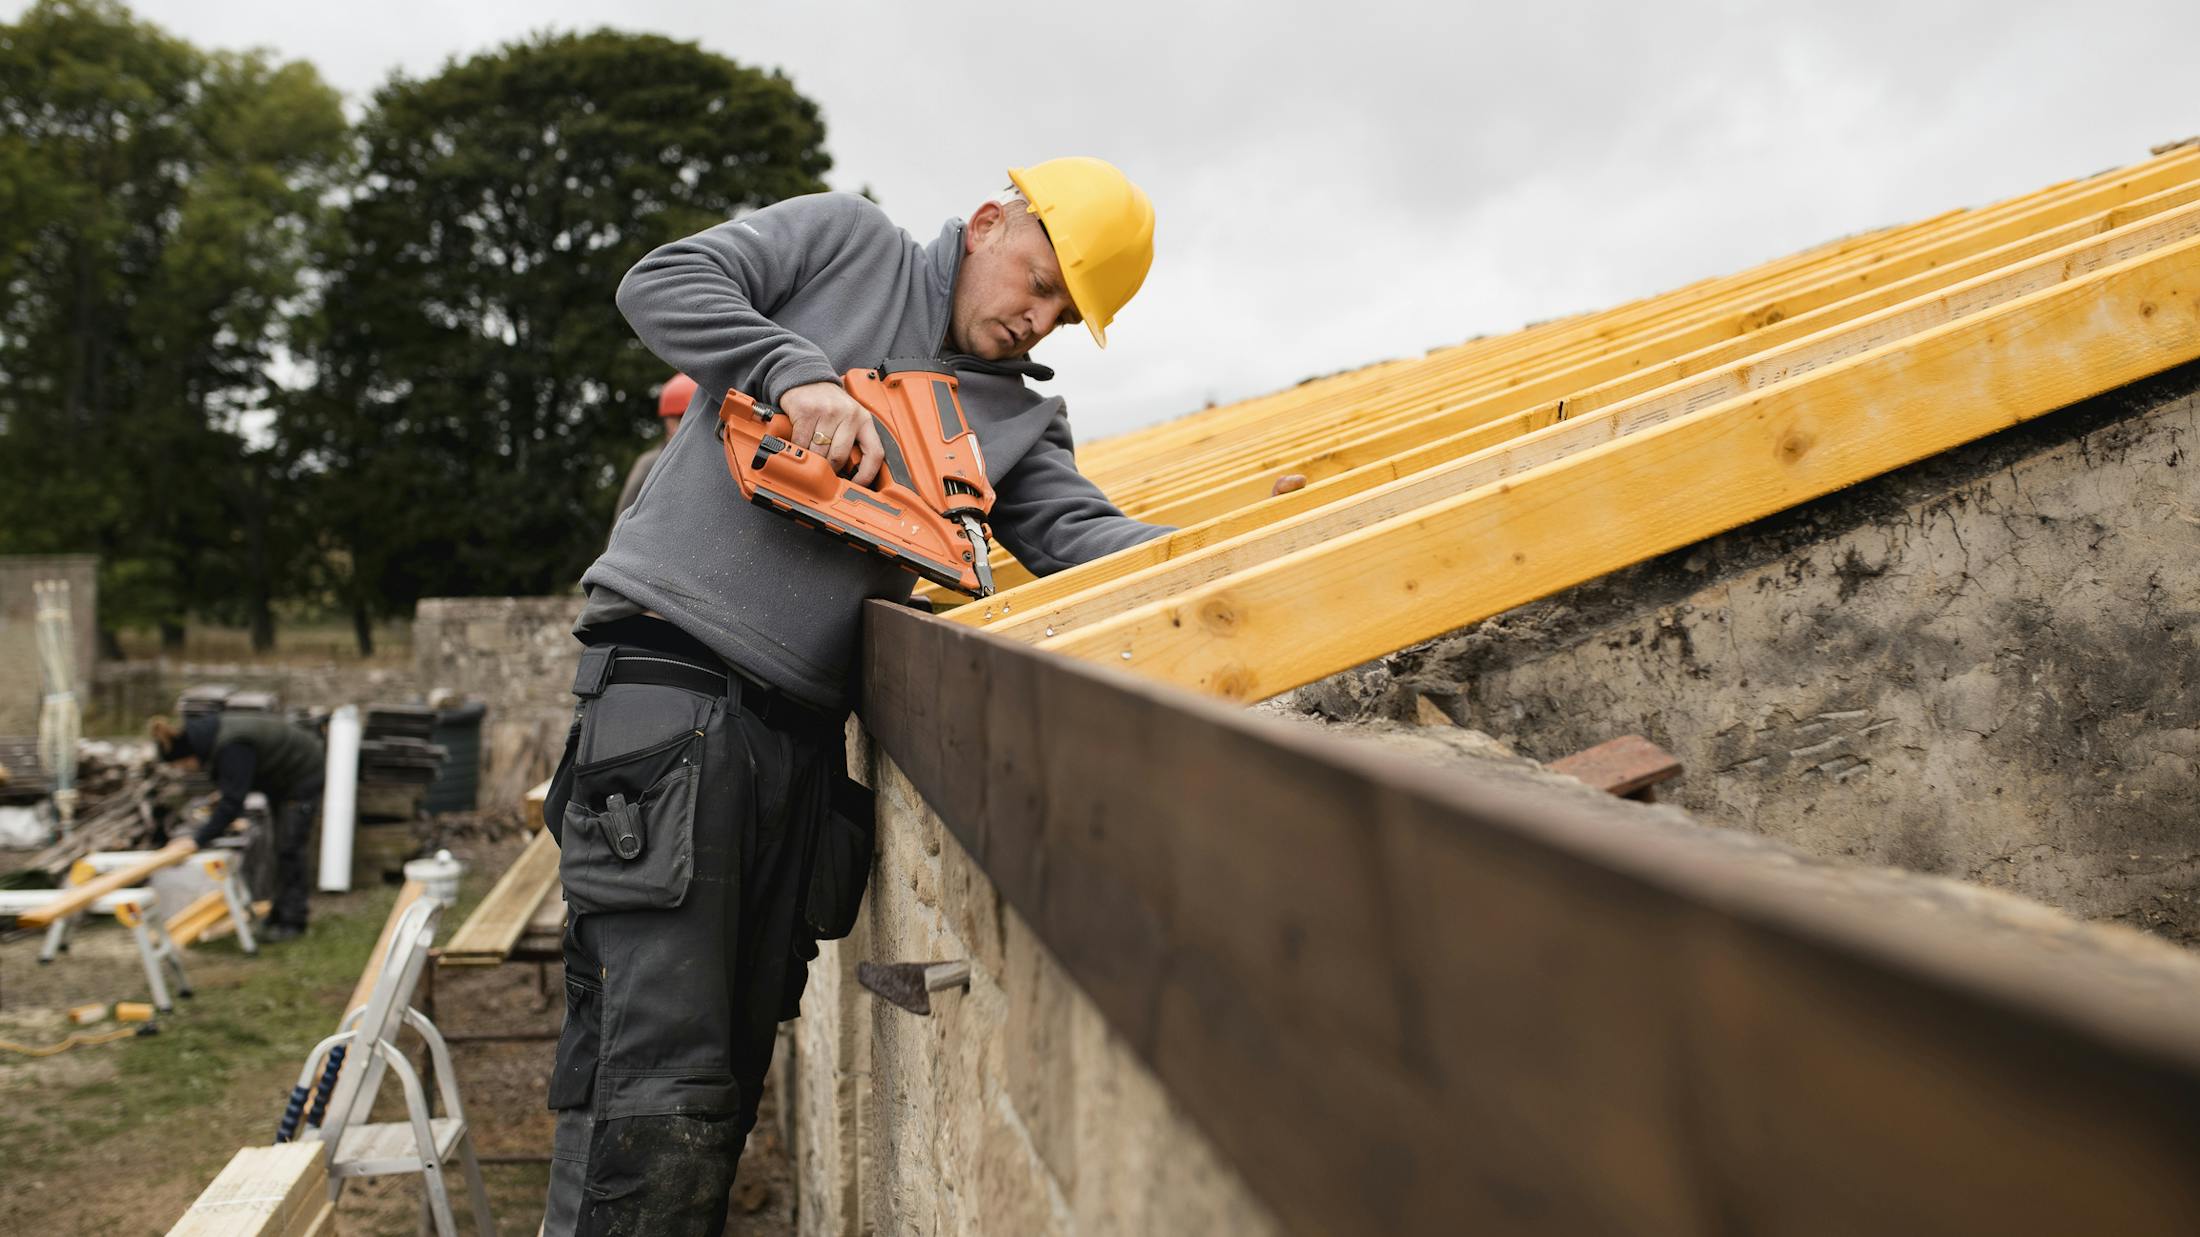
[423,701,486,815]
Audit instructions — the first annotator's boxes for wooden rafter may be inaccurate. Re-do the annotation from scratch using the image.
[970,196,2200,645]
[1044,231,2200,699]
[1079,149,2200,510]
[923,148,2200,607]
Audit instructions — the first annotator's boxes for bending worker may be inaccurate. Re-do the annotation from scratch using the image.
[544,157,1167,1232]
[152,711,326,942]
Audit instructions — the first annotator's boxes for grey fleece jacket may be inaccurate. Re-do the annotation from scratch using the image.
[581,192,1169,709]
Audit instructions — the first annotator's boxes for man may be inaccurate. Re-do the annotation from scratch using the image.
[151,711,325,941]
[610,373,694,529]
[544,157,1164,1234]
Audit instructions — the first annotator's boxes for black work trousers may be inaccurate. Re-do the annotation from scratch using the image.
[272,776,322,928]
[541,633,842,1237]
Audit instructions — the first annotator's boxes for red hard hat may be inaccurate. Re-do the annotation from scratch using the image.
[658,374,698,418]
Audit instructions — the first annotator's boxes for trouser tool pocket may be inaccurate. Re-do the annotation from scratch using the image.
[559,727,703,913]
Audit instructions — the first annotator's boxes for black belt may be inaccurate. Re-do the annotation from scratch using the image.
[604,649,842,737]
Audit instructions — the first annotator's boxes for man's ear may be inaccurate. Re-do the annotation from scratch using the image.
[966,199,1005,253]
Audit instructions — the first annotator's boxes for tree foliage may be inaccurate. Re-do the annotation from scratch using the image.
[0,8,835,652]
[287,30,831,640]
[0,0,347,645]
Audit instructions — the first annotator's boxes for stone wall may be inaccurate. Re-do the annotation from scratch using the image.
[411,597,583,814]
[1283,361,2200,944]
[0,555,97,737]
[790,726,1281,1237]
[89,659,424,733]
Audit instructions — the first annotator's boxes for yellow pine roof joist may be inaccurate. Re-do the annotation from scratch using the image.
[939,145,2200,702]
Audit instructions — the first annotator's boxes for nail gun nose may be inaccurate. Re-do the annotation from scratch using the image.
[957,513,995,596]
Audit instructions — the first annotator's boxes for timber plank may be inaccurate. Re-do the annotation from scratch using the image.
[1548,735,1682,798]
[440,826,561,965]
[348,879,424,1018]
[863,600,2200,1236]
[1090,151,2200,514]
[928,153,2200,614]
[1100,173,2200,539]
[166,1142,327,1236]
[523,776,551,831]
[999,200,2200,644]
[164,890,231,947]
[1074,189,1961,480]
[18,844,193,928]
[1048,232,2200,699]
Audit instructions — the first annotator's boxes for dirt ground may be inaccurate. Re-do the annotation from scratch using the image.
[0,819,796,1235]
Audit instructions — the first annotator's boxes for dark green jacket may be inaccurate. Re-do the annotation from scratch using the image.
[186,713,325,845]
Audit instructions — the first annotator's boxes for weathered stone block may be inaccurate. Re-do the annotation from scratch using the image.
[1284,364,2200,945]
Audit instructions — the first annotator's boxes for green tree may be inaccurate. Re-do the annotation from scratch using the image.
[289,30,831,649]
[0,0,348,649]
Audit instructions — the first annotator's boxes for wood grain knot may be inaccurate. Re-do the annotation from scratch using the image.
[1198,597,1240,635]
[1211,666,1255,700]
[1778,428,1816,464]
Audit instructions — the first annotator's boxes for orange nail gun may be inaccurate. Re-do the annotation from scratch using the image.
[717,361,997,597]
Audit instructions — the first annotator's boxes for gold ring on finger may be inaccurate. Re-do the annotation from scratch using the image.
[811,432,832,447]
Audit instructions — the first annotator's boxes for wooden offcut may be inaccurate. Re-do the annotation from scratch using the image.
[1549,735,1683,800]
[164,889,230,948]
[523,776,552,831]
[165,1142,329,1236]
[440,827,561,966]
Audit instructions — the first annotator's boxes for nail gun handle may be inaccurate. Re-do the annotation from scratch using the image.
[721,387,869,479]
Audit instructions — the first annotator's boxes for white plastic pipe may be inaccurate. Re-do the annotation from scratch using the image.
[318,704,362,892]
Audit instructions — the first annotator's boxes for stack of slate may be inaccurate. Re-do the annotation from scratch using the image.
[356,704,447,821]
[360,705,445,786]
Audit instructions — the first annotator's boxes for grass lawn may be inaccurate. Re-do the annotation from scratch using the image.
[0,843,555,1234]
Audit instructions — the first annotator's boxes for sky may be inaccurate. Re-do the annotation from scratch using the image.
[27,0,2200,441]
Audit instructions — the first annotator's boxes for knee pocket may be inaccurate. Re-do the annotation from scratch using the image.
[582,1113,744,1214]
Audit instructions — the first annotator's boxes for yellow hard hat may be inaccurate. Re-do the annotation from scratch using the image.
[1007,157,1154,348]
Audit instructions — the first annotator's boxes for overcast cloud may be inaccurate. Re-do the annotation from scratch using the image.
[25,0,2199,441]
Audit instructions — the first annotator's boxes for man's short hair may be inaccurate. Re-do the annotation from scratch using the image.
[994,187,1043,237]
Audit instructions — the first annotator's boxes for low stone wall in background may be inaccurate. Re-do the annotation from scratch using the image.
[412,596,583,816]
[91,659,425,730]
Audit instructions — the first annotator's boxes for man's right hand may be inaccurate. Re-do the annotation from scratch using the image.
[780,381,884,488]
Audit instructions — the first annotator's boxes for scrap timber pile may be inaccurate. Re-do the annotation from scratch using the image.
[927,139,2200,700]
[12,746,177,877]
[0,736,55,802]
